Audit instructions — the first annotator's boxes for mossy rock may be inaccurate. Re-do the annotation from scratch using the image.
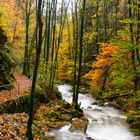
[126,110,140,136]
[40,84,62,100]
[0,86,52,114]
[62,102,71,109]
[70,117,88,133]
[42,136,55,140]
[47,112,60,119]
[0,27,14,90]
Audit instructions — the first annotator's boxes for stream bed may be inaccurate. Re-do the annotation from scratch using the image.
[46,84,138,140]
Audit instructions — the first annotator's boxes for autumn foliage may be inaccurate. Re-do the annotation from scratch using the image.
[57,20,74,81]
[85,43,118,89]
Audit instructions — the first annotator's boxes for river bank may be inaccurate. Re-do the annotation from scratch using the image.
[0,83,139,140]
[47,84,138,140]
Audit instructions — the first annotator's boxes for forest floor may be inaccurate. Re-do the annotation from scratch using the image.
[0,73,31,104]
[0,73,30,139]
[0,100,85,140]
[0,73,86,140]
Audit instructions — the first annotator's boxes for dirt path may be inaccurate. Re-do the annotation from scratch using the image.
[0,73,31,103]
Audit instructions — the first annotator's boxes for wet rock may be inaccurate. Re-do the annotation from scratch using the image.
[93,108,102,112]
[92,119,97,122]
[104,102,109,106]
[70,117,88,133]
[91,102,98,105]
[134,137,140,140]
[0,117,4,124]
[87,106,92,109]
[45,131,55,137]
[85,136,95,140]
[114,117,129,128]
[72,118,77,121]
[56,130,85,140]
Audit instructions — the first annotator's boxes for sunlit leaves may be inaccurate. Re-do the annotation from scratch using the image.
[0,0,25,42]
[57,19,74,80]
[85,43,118,89]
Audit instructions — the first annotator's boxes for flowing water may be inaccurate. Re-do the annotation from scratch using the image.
[46,84,138,140]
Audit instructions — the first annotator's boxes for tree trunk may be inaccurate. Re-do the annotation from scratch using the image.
[95,0,99,54]
[103,0,108,42]
[49,0,57,87]
[136,0,140,63]
[23,0,30,77]
[75,0,86,108]
[128,0,138,91]
[72,0,79,103]
[26,0,43,139]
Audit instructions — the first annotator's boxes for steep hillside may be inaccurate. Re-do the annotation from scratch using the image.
[0,28,14,90]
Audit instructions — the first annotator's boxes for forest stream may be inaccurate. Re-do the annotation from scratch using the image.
[46,84,138,140]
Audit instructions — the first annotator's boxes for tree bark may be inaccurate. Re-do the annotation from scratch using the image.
[26,0,43,139]
[128,0,138,91]
[75,0,86,108]
[23,0,30,77]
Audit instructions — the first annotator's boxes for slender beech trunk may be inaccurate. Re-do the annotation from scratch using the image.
[49,0,57,86]
[128,0,138,91]
[136,0,140,63]
[23,0,31,76]
[44,0,49,62]
[95,0,99,54]
[103,0,108,42]
[115,0,119,35]
[135,0,140,89]
[51,0,70,90]
[12,22,18,48]
[46,1,52,67]
[28,27,37,63]
[44,0,52,67]
[26,0,43,139]
[50,0,64,89]
[72,0,79,103]
[74,0,86,108]
[101,68,108,91]
[67,16,72,61]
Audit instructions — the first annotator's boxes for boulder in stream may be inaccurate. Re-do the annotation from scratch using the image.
[70,117,88,133]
